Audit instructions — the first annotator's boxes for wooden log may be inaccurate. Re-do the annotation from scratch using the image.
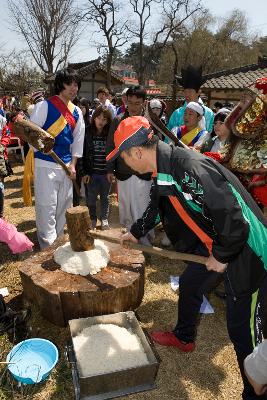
[65,206,94,251]
[19,232,145,327]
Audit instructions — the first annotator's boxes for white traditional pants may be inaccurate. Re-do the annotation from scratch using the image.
[117,175,154,246]
[34,165,73,249]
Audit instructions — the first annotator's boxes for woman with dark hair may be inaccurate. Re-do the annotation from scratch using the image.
[201,109,230,153]
[77,106,112,230]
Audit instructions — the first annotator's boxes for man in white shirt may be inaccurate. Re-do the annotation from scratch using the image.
[97,86,116,119]
[30,68,85,249]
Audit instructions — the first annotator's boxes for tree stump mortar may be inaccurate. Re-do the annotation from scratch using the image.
[19,230,145,327]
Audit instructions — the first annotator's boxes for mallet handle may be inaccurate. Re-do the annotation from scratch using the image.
[49,150,80,195]
[90,231,208,265]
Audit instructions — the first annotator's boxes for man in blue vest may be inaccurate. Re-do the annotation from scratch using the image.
[30,68,85,249]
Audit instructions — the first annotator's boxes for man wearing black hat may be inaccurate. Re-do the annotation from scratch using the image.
[168,65,214,134]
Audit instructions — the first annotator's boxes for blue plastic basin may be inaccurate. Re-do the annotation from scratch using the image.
[6,338,59,384]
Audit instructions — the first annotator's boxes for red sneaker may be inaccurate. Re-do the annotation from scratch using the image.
[150,331,195,352]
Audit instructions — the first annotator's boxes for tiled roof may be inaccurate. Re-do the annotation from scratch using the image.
[45,58,124,84]
[69,59,97,70]
[202,57,267,90]
[175,57,267,90]
[69,58,124,84]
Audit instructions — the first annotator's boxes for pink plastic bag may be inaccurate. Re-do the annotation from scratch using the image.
[0,218,33,254]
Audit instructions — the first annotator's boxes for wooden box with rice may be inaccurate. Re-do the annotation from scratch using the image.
[68,311,160,400]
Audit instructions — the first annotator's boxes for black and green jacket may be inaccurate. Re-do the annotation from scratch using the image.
[130,140,267,296]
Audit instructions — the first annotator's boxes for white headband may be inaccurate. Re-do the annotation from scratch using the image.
[186,102,204,116]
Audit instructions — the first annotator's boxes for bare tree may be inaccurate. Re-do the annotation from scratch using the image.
[83,0,129,90]
[153,0,202,47]
[126,0,203,86]
[154,0,203,105]
[255,36,267,57]
[0,50,44,94]
[126,0,159,85]
[8,0,81,75]
[217,9,251,43]
[157,8,259,109]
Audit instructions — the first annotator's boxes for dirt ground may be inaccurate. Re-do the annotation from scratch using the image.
[0,163,244,399]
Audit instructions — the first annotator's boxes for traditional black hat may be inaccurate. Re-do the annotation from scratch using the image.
[176,65,206,91]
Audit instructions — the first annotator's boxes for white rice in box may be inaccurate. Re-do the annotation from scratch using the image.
[73,323,149,377]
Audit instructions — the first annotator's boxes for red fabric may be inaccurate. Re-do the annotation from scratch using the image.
[8,121,25,146]
[250,175,267,207]
[252,185,267,207]
[2,96,9,108]
[0,126,11,160]
[204,152,223,163]
[49,96,76,130]
[255,77,267,94]
[179,125,188,136]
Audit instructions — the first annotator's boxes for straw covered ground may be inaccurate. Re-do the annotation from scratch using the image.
[0,163,244,399]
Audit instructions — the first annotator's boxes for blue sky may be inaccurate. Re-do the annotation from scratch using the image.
[1,0,266,65]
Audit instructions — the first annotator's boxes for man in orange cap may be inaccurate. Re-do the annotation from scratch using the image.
[108,116,267,400]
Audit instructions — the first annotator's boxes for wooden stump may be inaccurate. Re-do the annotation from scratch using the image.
[19,230,145,327]
[65,206,94,251]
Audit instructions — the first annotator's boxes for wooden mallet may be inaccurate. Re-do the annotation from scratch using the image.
[65,206,208,265]
[66,206,207,265]
[90,230,208,265]
[13,119,80,195]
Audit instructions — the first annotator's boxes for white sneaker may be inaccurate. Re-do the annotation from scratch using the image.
[101,219,110,230]
[161,232,171,247]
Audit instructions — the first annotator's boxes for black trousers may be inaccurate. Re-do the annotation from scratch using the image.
[226,275,267,400]
[173,249,267,400]
[174,262,221,342]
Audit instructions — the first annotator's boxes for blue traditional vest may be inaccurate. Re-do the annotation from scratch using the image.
[34,96,79,164]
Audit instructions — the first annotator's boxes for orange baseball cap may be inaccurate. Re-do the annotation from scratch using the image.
[106,116,152,162]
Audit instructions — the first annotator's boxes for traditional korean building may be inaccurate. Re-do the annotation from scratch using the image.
[202,56,267,107]
[45,58,124,100]
[174,56,267,107]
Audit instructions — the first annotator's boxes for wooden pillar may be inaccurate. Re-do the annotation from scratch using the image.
[92,73,95,100]
[65,206,94,252]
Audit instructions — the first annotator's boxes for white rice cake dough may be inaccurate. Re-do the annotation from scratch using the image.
[73,323,149,377]
[54,239,110,276]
